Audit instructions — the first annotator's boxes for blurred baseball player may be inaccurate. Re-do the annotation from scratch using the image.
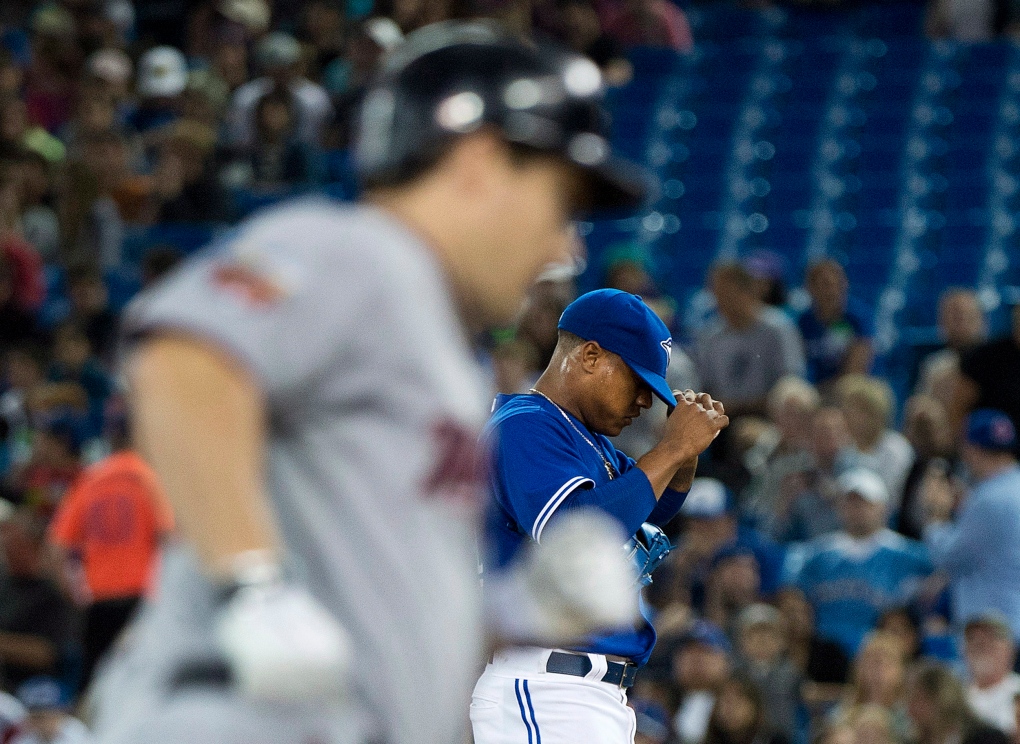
[87,21,652,744]
[471,289,729,744]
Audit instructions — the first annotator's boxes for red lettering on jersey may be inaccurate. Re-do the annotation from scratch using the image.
[212,264,285,306]
[422,420,486,509]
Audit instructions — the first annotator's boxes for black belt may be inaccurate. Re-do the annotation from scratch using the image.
[545,651,637,688]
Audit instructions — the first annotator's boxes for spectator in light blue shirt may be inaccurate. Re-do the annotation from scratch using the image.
[922,409,1020,644]
[787,467,933,656]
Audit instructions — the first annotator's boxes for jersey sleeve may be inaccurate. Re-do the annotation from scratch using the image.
[120,202,386,400]
[493,412,656,542]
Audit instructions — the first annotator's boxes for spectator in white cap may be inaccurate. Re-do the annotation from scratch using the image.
[786,467,932,656]
[130,46,187,133]
[225,31,334,149]
[964,612,1020,735]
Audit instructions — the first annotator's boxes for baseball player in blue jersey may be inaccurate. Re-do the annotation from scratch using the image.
[471,288,729,744]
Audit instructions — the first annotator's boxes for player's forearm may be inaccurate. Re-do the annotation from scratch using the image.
[127,335,282,580]
[636,446,691,497]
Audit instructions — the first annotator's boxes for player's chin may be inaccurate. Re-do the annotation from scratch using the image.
[608,417,633,436]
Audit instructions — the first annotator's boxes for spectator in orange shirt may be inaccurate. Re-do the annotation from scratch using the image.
[47,414,173,690]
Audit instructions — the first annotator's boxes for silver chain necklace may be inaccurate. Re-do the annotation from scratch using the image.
[529,388,616,480]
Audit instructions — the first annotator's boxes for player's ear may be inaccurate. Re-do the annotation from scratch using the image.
[580,341,602,371]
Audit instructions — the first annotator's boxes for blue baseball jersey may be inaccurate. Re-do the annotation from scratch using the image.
[787,529,933,655]
[483,393,688,666]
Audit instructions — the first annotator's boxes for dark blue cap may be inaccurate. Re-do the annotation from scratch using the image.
[558,289,676,406]
[965,409,1016,451]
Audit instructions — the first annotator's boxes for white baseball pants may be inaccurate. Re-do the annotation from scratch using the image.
[470,647,636,744]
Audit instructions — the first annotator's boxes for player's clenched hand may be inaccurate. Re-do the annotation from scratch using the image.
[661,390,728,464]
[215,576,352,703]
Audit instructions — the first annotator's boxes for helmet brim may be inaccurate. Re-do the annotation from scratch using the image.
[575,154,656,215]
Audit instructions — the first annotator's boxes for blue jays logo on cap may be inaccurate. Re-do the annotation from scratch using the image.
[966,409,1017,451]
[557,288,677,406]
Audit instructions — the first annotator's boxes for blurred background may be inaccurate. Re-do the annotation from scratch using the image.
[3,1,1020,743]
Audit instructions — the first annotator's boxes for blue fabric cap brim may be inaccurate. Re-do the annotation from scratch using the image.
[628,360,677,407]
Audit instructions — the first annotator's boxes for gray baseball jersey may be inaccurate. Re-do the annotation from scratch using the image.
[89,200,489,744]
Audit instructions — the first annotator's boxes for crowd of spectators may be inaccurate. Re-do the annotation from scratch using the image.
[495,247,1020,744]
[0,0,696,733]
[0,0,1016,743]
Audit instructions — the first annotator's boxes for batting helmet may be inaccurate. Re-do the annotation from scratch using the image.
[354,20,652,212]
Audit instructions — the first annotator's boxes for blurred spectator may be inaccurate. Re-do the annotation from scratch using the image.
[742,376,820,537]
[63,266,117,365]
[186,0,269,61]
[906,661,1010,744]
[148,120,225,223]
[632,697,671,744]
[559,0,633,86]
[10,416,83,520]
[775,586,850,715]
[129,46,187,134]
[515,274,576,376]
[48,417,172,690]
[915,289,987,398]
[835,375,914,514]
[744,250,789,309]
[225,32,334,149]
[921,409,1020,644]
[0,345,50,474]
[376,0,452,33]
[489,337,540,395]
[602,0,694,52]
[11,676,89,744]
[830,631,912,743]
[788,467,933,656]
[0,508,80,694]
[323,17,403,144]
[47,322,111,437]
[22,6,80,139]
[665,478,785,610]
[0,256,43,352]
[0,51,23,99]
[695,262,806,419]
[925,0,996,41]
[733,603,800,737]
[897,395,956,541]
[876,606,923,662]
[672,620,733,744]
[0,162,46,312]
[221,88,326,192]
[766,406,858,543]
[954,304,1020,443]
[704,545,762,637]
[963,613,1020,735]
[798,260,873,388]
[839,704,898,744]
[15,150,59,262]
[59,132,127,268]
[704,673,788,744]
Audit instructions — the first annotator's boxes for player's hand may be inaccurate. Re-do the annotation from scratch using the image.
[661,390,728,464]
[215,579,352,703]
[486,509,639,645]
